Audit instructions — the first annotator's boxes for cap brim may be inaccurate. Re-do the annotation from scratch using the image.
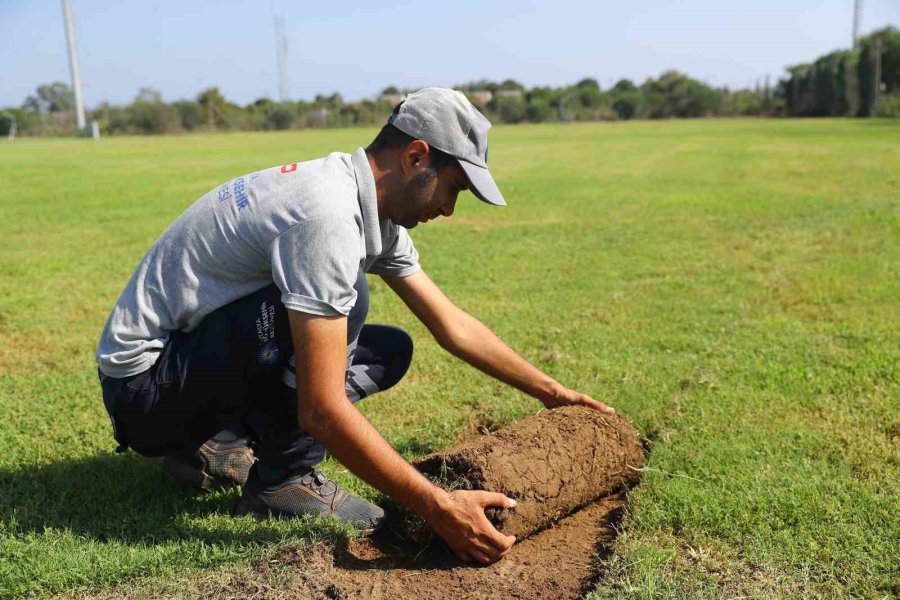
[458,160,506,206]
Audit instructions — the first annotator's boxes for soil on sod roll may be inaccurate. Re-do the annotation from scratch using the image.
[226,406,645,600]
[414,406,644,539]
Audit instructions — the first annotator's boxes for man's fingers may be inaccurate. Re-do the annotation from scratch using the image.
[475,491,517,509]
[439,490,519,565]
[468,548,493,564]
[468,491,518,553]
[452,547,469,562]
[481,530,516,554]
[581,395,615,414]
[595,401,616,414]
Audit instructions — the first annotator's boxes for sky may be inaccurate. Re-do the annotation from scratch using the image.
[2,0,898,109]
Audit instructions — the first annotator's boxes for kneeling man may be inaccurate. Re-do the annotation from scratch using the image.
[97,88,613,564]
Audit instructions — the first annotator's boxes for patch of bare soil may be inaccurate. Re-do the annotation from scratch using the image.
[264,495,625,600]
[230,407,644,600]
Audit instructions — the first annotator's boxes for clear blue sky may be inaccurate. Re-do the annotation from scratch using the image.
[2,0,898,108]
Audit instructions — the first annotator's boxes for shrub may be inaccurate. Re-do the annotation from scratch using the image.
[128,102,178,134]
[874,93,900,117]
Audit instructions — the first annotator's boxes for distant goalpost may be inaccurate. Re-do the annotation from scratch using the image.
[0,112,16,142]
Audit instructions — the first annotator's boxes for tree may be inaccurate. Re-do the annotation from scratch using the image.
[575,83,603,109]
[23,82,74,113]
[642,71,719,118]
[135,87,163,104]
[610,79,640,119]
[128,102,177,134]
[314,92,343,105]
[526,96,552,122]
[858,27,900,116]
[495,95,526,123]
[266,104,295,130]
[458,79,499,94]
[576,78,600,91]
[499,79,525,91]
[778,26,898,117]
[197,87,227,128]
[612,79,637,94]
[720,89,765,116]
[781,63,814,116]
[173,101,204,131]
[611,92,640,119]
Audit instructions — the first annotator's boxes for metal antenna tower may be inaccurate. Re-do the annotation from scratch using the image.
[61,0,86,132]
[273,14,289,102]
[853,0,863,47]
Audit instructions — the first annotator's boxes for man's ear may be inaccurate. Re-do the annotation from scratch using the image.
[400,139,431,175]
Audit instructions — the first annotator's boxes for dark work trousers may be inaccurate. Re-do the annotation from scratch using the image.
[99,269,413,475]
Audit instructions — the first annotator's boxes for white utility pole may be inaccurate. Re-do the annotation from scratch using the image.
[853,0,863,47]
[273,15,289,102]
[874,35,883,109]
[62,0,86,132]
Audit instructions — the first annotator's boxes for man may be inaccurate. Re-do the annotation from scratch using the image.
[97,87,614,565]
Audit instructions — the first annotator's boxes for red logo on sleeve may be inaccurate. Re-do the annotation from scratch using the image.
[280,163,298,174]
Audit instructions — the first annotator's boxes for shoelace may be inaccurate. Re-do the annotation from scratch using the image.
[302,469,337,497]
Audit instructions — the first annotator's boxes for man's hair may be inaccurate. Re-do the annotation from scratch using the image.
[366,102,456,172]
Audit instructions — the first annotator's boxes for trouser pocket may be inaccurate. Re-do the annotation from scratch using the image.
[99,367,198,457]
[117,380,196,457]
[99,370,132,454]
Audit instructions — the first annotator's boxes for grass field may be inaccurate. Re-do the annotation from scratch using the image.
[1,119,898,598]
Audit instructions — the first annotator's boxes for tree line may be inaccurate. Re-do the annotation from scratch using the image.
[782,27,899,116]
[2,27,896,137]
[0,74,782,137]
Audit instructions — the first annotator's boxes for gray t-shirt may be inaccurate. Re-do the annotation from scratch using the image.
[97,148,420,378]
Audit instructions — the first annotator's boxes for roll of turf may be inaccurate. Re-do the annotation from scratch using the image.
[414,406,644,540]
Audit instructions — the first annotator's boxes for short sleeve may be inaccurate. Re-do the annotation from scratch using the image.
[270,216,361,316]
[367,226,421,277]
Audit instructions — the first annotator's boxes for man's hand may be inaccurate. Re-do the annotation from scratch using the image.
[542,386,616,414]
[425,489,517,564]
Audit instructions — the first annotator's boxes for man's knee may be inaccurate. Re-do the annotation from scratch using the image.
[361,324,413,392]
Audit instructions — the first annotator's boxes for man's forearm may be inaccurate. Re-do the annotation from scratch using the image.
[301,393,446,519]
[440,310,563,404]
[289,309,447,521]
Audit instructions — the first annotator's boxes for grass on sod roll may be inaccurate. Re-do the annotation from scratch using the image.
[0,119,898,598]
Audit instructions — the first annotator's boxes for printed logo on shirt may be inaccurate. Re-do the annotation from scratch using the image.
[257,340,279,366]
[233,177,249,210]
[255,301,279,365]
[280,163,298,174]
[216,172,260,212]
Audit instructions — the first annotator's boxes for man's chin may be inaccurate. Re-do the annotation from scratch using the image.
[396,217,419,229]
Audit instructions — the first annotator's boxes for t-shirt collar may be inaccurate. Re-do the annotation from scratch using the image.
[351,148,382,257]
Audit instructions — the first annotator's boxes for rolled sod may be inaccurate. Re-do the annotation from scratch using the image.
[414,406,644,540]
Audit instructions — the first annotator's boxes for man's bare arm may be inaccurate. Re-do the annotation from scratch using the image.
[382,270,614,413]
[287,309,516,563]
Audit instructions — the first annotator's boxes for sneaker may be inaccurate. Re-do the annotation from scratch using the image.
[161,437,256,491]
[233,467,385,534]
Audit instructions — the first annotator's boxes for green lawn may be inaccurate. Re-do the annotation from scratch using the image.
[1,119,898,598]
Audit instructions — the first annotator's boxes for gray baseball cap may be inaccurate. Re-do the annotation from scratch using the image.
[388,87,506,207]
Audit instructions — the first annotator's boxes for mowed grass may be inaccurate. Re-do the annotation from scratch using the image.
[0,119,898,598]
